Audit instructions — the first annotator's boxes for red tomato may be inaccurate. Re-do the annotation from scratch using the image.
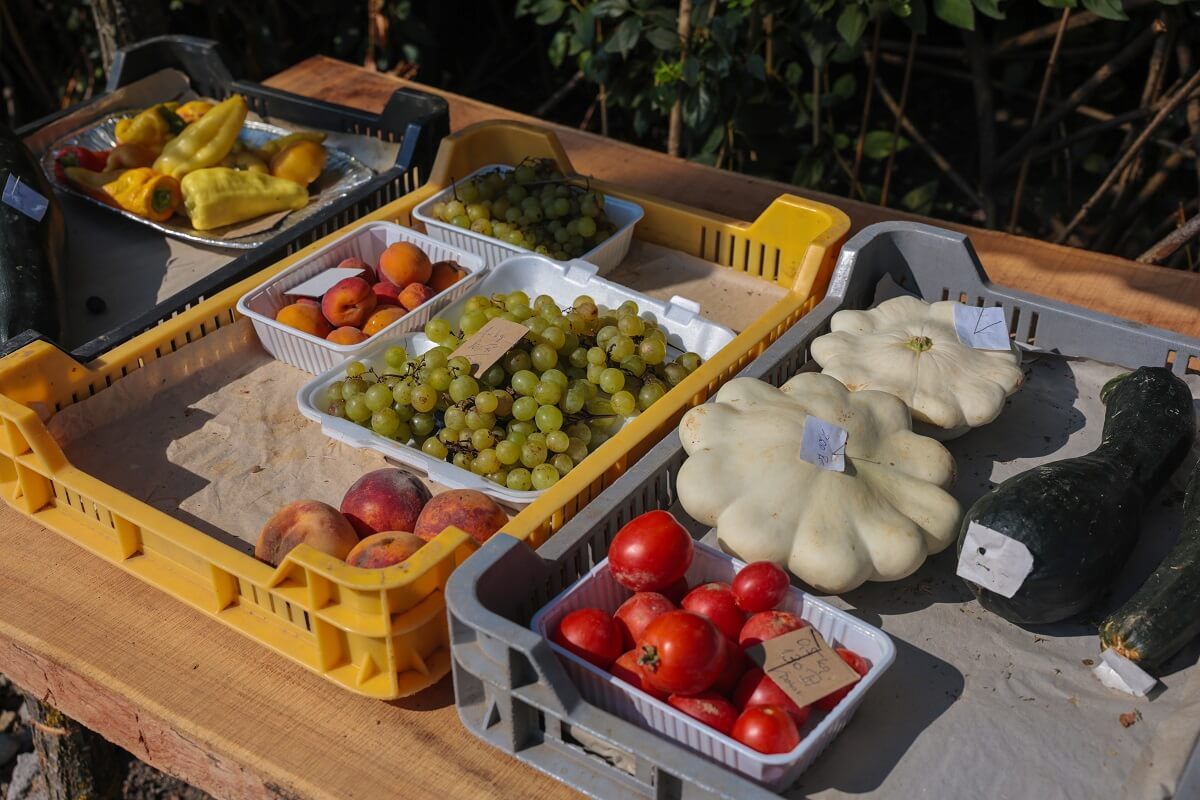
[636,610,726,695]
[681,582,747,642]
[611,650,669,701]
[732,667,811,727]
[732,705,801,754]
[614,592,675,650]
[608,510,693,592]
[732,561,791,613]
[711,642,749,696]
[668,692,740,736]
[553,608,623,669]
[814,647,871,712]
[738,610,807,649]
[661,575,690,604]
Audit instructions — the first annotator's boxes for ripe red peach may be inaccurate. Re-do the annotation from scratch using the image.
[414,489,508,544]
[345,531,425,568]
[255,500,358,566]
[340,468,432,538]
[399,283,437,311]
[321,276,376,328]
[372,280,403,307]
[428,260,464,293]
[337,256,374,283]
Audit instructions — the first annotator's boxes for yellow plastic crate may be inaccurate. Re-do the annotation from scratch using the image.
[0,120,848,699]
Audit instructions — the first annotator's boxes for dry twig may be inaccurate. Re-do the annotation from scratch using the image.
[850,20,882,201]
[667,0,693,157]
[880,32,917,207]
[1137,212,1200,264]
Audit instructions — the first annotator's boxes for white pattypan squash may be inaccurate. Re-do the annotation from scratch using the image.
[677,372,961,594]
[810,296,1023,440]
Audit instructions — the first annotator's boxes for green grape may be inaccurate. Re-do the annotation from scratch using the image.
[678,352,702,372]
[638,381,667,410]
[585,397,615,417]
[551,454,574,475]
[521,440,548,468]
[460,310,488,335]
[512,396,538,421]
[541,326,566,350]
[569,347,590,369]
[624,375,643,398]
[475,391,499,414]
[370,408,401,437]
[586,347,607,366]
[365,383,394,412]
[327,380,345,400]
[541,368,569,389]
[586,363,605,384]
[526,318,549,340]
[566,421,592,446]
[596,326,619,346]
[382,375,401,388]
[608,336,636,361]
[566,437,588,463]
[507,428,528,446]
[326,398,346,418]
[457,429,475,444]
[428,367,452,392]
[409,412,435,437]
[545,430,570,453]
[535,405,564,433]
[511,369,538,396]
[449,375,480,403]
[486,470,509,486]
[447,356,472,374]
[450,214,471,228]
[431,201,448,219]
[466,202,489,221]
[482,364,507,388]
[531,463,560,490]
[617,314,644,337]
[423,349,448,371]
[437,427,458,445]
[507,290,531,308]
[494,391,514,417]
[466,410,496,430]
[621,355,647,378]
[496,439,521,465]
[470,219,493,236]
[394,404,415,423]
[384,346,408,369]
[533,381,562,405]
[575,300,598,321]
[443,406,466,431]
[638,338,667,365]
[342,377,367,400]
[345,395,371,422]
[474,448,501,474]
[552,197,570,217]
[508,304,533,322]
[598,368,625,394]
[422,437,448,459]
[411,384,438,412]
[574,295,595,307]
[452,452,474,471]
[618,300,639,316]
[470,429,495,451]
[610,390,636,417]
[424,318,452,342]
[526,432,546,447]
[530,343,558,371]
[663,363,688,386]
[345,361,367,378]
[562,387,585,414]
[561,331,580,354]
[459,183,481,203]
[464,295,491,312]
[507,468,533,491]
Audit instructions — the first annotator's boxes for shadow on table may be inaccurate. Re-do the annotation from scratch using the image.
[387,673,455,712]
[787,636,963,797]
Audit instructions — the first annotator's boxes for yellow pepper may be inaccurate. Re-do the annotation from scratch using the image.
[153,94,248,180]
[113,102,184,149]
[270,140,327,186]
[181,167,308,230]
[104,142,157,171]
[176,100,214,123]
[221,150,270,174]
[254,130,326,161]
[64,167,182,223]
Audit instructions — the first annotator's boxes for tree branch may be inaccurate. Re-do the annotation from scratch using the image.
[1137,212,1200,264]
[849,19,882,201]
[667,0,692,158]
[880,32,917,208]
[963,28,997,227]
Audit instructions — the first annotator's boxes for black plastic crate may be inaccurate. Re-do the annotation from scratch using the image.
[9,35,448,362]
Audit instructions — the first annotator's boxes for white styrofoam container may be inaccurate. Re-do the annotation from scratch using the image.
[531,542,895,791]
[412,164,645,274]
[237,221,486,374]
[296,254,736,506]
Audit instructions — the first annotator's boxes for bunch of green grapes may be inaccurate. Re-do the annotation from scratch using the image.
[427,158,619,260]
[323,291,704,492]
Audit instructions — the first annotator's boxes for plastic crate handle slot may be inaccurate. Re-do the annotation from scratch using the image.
[561,260,600,288]
[662,296,700,327]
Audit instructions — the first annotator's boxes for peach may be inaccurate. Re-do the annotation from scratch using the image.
[363,306,407,337]
[399,283,437,311]
[345,531,425,569]
[373,280,403,306]
[295,296,321,307]
[327,326,368,345]
[379,242,432,287]
[276,302,333,338]
[340,468,432,538]
[256,500,358,566]
[321,276,376,328]
[429,260,465,293]
[337,256,375,283]
[414,489,508,544]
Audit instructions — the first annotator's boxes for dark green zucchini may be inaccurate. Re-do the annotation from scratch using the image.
[0,124,65,345]
[957,367,1195,625]
[1099,460,1200,670]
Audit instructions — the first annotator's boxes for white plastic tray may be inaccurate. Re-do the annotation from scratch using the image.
[412,164,644,274]
[531,541,895,790]
[237,221,486,374]
[296,254,735,506]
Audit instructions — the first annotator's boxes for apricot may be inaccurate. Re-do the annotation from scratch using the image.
[362,306,407,337]
[414,489,508,544]
[399,283,437,311]
[327,326,368,345]
[373,280,402,306]
[429,260,465,293]
[379,242,432,287]
[276,302,333,338]
[345,531,425,569]
[321,276,376,328]
[256,500,358,566]
[341,468,432,538]
[337,256,374,283]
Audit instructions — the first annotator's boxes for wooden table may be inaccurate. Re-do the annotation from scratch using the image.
[1,57,1198,800]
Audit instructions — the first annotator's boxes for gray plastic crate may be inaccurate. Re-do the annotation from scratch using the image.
[444,221,1200,799]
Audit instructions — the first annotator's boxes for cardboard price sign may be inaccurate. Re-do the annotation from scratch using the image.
[449,318,529,378]
[745,627,860,709]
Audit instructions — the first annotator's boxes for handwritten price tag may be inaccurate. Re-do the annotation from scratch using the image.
[800,416,848,472]
[953,304,1010,351]
[746,627,860,709]
[2,174,48,222]
[449,317,529,377]
[956,521,1034,598]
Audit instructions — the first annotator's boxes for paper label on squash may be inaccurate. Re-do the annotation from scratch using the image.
[745,627,860,709]
[800,416,847,472]
[1093,650,1157,697]
[2,174,48,222]
[956,521,1034,598]
[449,318,529,378]
[286,267,369,298]
[953,305,1010,350]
